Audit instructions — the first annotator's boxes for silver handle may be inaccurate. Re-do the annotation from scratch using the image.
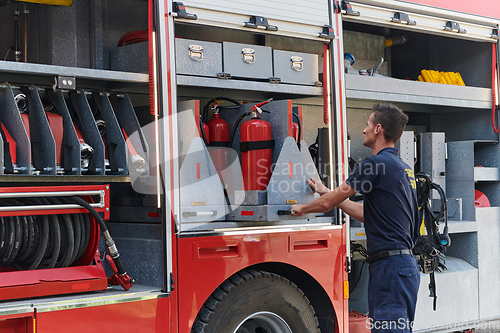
[291,56,303,71]
[189,44,204,61]
[242,48,255,64]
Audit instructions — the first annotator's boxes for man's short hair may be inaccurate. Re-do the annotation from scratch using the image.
[371,103,409,143]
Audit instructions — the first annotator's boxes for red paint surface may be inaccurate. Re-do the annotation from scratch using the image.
[402,0,500,18]
[1,123,17,164]
[240,117,272,190]
[208,113,229,183]
[46,112,64,165]
[177,229,346,333]
[0,312,34,333]
[0,254,106,302]
[36,297,170,333]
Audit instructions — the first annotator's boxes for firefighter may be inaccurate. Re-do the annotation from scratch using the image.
[291,103,420,332]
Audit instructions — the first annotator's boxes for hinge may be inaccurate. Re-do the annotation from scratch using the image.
[492,28,500,40]
[171,2,197,20]
[319,25,336,39]
[244,16,278,31]
[444,21,466,34]
[341,1,360,16]
[391,12,416,26]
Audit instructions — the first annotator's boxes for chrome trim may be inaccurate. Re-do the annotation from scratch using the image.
[0,190,102,198]
[35,291,169,313]
[0,306,34,317]
[178,223,342,238]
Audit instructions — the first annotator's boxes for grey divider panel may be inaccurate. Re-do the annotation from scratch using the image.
[0,86,31,174]
[175,38,222,77]
[273,50,319,86]
[68,90,105,175]
[21,86,56,175]
[222,42,273,80]
[446,141,475,221]
[267,137,317,221]
[292,105,321,182]
[90,92,127,175]
[179,137,226,230]
[110,94,149,177]
[177,100,199,167]
[45,89,80,175]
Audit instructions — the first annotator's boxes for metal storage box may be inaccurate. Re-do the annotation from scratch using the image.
[222,42,273,80]
[175,38,222,77]
[273,50,319,85]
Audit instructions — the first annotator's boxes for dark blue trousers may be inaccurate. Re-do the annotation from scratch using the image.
[368,254,420,333]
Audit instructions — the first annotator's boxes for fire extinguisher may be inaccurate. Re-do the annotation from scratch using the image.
[207,102,230,183]
[231,99,274,191]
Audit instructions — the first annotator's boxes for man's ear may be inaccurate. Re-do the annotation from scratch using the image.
[374,123,383,135]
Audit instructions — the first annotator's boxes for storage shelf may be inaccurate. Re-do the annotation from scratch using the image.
[351,220,478,241]
[346,75,491,109]
[177,75,323,97]
[0,61,149,92]
[474,167,500,182]
[0,175,131,183]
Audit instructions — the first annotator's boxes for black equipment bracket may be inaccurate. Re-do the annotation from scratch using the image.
[172,2,197,20]
[341,1,360,16]
[391,12,417,26]
[244,16,278,31]
[444,21,466,34]
[319,25,336,39]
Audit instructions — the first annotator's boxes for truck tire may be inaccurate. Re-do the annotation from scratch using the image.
[191,270,320,333]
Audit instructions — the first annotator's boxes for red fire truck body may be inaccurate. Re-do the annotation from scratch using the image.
[0,0,500,332]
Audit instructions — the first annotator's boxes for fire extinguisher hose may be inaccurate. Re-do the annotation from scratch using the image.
[0,197,89,270]
[68,196,127,276]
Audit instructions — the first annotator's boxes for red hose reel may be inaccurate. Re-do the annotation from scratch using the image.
[0,185,111,301]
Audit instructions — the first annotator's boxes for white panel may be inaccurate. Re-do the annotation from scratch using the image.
[175,1,333,40]
[344,1,500,42]
[185,0,329,26]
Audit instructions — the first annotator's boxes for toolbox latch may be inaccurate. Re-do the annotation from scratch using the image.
[444,21,466,34]
[492,28,500,39]
[291,56,303,72]
[242,48,256,64]
[188,44,203,61]
[319,25,336,39]
[171,1,197,20]
[244,16,278,31]
[391,12,416,26]
[341,1,360,16]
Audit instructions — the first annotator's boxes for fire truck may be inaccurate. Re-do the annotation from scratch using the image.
[0,0,499,332]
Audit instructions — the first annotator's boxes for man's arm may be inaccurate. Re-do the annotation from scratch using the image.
[337,200,364,223]
[291,182,356,216]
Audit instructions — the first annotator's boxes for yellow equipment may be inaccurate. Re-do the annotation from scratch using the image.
[418,69,465,86]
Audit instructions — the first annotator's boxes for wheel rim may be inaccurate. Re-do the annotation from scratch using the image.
[234,311,293,333]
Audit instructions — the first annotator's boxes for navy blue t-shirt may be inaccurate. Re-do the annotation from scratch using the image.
[345,147,418,256]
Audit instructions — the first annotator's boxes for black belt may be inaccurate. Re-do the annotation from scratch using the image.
[367,249,412,264]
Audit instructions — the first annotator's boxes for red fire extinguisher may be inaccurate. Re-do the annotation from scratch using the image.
[240,99,274,191]
[207,104,230,184]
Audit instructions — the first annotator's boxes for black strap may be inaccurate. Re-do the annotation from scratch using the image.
[429,272,437,311]
[240,140,275,152]
[367,249,412,264]
[208,141,230,148]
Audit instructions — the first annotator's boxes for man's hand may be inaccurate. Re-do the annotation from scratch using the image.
[307,178,330,196]
[290,204,305,217]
